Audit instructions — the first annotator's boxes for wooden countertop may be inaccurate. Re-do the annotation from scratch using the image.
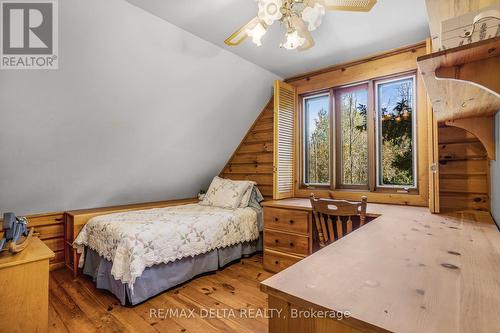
[0,237,54,270]
[261,199,500,333]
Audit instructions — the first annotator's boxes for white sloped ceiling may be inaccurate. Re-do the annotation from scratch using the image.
[0,0,280,215]
[125,0,430,78]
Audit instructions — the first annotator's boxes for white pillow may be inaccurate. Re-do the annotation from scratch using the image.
[200,176,250,209]
[238,181,257,208]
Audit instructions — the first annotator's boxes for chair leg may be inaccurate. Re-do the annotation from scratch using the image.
[336,216,343,239]
[314,213,326,247]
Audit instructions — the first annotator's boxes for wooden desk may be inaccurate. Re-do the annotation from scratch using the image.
[0,237,54,333]
[260,198,500,333]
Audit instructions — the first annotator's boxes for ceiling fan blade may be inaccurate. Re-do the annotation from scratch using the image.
[316,0,377,12]
[224,17,262,46]
[291,17,315,51]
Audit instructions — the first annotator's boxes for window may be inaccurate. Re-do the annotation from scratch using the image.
[376,76,416,188]
[300,72,418,192]
[303,93,330,185]
[335,84,369,188]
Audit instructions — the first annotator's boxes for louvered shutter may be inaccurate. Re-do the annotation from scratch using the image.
[273,80,296,199]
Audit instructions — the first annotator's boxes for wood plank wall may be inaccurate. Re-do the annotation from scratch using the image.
[221,98,274,200]
[439,125,490,211]
[0,212,65,270]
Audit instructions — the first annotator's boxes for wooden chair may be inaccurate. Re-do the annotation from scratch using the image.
[310,194,368,248]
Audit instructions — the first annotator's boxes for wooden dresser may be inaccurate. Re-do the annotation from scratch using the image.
[262,200,314,272]
[0,237,54,333]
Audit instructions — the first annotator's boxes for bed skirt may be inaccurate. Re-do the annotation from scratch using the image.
[82,233,263,305]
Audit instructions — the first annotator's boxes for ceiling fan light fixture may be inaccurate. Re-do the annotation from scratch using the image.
[302,3,325,31]
[246,22,267,46]
[281,30,306,50]
[257,0,283,25]
[226,0,377,50]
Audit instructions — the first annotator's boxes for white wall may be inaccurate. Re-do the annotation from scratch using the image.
[0,0,280,215]
[492,112,500,228]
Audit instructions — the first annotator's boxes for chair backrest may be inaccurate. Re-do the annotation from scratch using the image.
[310,194,368,248]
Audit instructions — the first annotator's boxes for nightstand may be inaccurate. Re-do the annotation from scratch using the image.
[0,237,54,332]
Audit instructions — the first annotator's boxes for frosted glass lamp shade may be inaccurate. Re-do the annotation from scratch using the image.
[257,0,283,25]
[302,3,325,31]
[246,22,267,46]
[281,30,305,50]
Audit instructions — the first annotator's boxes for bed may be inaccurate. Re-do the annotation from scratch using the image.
[73,177,264,305]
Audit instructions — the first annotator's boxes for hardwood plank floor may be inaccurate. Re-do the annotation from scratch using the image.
[48,254,272,333]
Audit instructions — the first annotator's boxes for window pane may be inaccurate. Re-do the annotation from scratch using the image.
[338,86,368,186]
[304,94,330,185]
[377,77,415,187]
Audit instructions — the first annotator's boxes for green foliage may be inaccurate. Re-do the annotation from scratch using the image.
[305,80,414,187]
[307,107,329,184]
[341,93,368,185]
[355,103,367,132]
[380,82,414,186]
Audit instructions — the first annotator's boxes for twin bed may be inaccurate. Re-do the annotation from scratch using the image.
[73,177,264,305]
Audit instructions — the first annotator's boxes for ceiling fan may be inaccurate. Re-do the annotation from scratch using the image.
[224,0,377,51]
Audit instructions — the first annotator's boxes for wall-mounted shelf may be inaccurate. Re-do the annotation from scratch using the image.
[417,36,500,122]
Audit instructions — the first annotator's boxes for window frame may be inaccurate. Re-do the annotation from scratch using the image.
[374,74,418,191]
[298,70,419,195]
[301,90,332,188]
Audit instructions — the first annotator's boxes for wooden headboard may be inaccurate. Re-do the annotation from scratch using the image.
[66,198,197,231]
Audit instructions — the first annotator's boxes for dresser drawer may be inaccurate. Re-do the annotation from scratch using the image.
[264,207,309,234]
[264,249,303,273]
[264,229,309,256]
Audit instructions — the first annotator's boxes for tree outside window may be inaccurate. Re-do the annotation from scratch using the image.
[304,94,330,185]
[377,77,415,187]
[301,73,417,191]
[337,86,368,186]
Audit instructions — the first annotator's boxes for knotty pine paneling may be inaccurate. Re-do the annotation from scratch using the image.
[287,42,427,95]
[438,142,488,160]
[439,125,490,212]
[221,98,274,200]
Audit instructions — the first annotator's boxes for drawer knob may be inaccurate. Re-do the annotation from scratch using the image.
[275,260,279,265]
[289,220,294,224]
[274,239,279,244]
[289,242,294,247]
[274,217,279,222]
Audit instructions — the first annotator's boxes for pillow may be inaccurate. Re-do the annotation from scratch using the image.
[248,186,264,210]
[238,181,257,208]
[200,176,250,209]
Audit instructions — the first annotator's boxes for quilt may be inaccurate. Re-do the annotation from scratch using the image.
[73,204,259,289]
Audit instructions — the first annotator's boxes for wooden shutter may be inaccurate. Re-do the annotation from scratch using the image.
[273,80,296,199]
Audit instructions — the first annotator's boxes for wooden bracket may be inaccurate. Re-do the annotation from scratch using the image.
[417,36,500,122]
[435,56,500,96]
[445,117,496,160]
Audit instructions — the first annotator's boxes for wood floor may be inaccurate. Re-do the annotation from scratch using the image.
[48,254,272,333]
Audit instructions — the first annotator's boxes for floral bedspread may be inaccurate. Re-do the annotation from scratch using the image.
[73,204,259,289]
